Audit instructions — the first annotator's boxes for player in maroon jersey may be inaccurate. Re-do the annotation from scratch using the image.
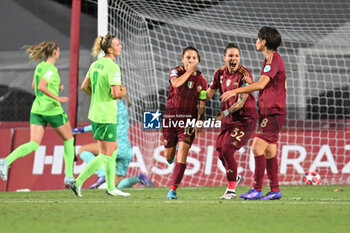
[207,43,258,199]
[221,27,286,200]
[163,46,208,199]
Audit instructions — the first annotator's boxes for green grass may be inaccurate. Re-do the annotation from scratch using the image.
[0,185,349,233]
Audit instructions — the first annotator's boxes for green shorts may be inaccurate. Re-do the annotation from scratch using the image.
[30,112,68,128]
[91,121,117,142]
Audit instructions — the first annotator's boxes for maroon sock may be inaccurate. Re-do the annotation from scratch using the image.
[266,156,279,192]
[218,153,225,168]
[222,145,237,182]
[253,154,266,191]
[170,162,186,188]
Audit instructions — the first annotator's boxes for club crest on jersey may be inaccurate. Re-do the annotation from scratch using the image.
[264,65,271,72]
[226,80,231,87]
[234,82,238,87]
[187,81,194,89]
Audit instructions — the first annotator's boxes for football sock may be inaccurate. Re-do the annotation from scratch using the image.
[266,156,279,192]
[253,154,266,191]
[218,153,225,167]
[222,145,237,182]
[5,141,39,165]
[80,151,105,177]
[63,138,75,178]
[228,181,236,190]
[170,162,186,189]
[105,150,117,192]
[117,177,140,188]
[76,153,108,187]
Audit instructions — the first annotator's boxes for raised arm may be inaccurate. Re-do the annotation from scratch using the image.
[170,64,197,88]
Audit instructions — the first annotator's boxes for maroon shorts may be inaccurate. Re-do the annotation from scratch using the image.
[162,120,195,148]
[255,114,286,144]
[216,117,257,152]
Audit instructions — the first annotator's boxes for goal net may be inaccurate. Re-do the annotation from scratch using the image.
[96,0,350,186]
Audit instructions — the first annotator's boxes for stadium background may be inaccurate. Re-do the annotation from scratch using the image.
[0,0,349,191]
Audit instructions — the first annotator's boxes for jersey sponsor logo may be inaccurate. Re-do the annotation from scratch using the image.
[170,69,178,77]
[114,72,121,82]
[187,81,194,89]
[264,65,271,72]
[43,70,53,79]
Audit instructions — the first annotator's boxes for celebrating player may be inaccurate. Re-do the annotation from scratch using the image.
[207,43,258,199]
[72,98,153,192]
[69,34,127,197]
[163,46,208,199]
[0,41,75,186]
[221,27,286,200]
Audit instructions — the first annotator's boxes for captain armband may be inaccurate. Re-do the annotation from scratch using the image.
[199,90,207,100]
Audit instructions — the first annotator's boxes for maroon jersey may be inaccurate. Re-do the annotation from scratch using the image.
[258,52,287,115]
[210,65,258,126]
[165,66,207,119]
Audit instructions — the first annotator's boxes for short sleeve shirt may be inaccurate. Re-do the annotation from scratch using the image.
[258,52,287,115]
[87,57,121,123]
[165,66,208,119]
[31,61,64,115]
[210,65,258,125]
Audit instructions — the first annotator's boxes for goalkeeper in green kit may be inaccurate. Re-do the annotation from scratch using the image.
[69,34,128,197]
[0,41,75,186]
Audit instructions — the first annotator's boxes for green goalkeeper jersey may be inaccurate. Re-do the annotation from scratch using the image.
[31,61,64,116]
[87,57,122,123]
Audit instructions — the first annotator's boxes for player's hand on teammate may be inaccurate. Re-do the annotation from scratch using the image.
[58,96,69,103]
[220,90,237,101]
[59,84,64,91]
[72,127,85,135]
[215,111,225,121]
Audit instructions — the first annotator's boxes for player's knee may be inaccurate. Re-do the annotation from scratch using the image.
[252,146,264,156]
[164,152,174,162]
[264,151,275,159]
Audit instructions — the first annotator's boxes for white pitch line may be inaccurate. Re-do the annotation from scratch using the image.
[1,200,350,205]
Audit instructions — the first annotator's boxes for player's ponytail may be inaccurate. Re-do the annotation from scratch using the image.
[24,41,59,62]
[91,34,115,57]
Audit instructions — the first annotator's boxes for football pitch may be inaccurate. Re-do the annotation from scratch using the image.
[0,185,349,233]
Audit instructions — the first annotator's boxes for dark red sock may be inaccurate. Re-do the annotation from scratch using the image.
[222,145,237,183]
[266,156,279,192]
[253,154,266,191]
[170,162,186,189]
